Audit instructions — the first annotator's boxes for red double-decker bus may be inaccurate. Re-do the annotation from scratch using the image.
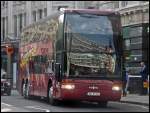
[18,8,123,107]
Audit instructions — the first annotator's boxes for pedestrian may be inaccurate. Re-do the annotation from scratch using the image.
[122,68,129,97]
[140,61,148,95]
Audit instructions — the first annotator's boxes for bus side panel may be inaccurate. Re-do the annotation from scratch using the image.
[39,74,49,97]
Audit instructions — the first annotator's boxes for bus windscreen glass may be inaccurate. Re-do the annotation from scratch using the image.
[65,12,122,78]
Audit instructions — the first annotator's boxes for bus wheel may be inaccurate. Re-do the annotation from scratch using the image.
[23,82,30,99]
[22,83,26,98]
[98,101,108,108]
[48,85,57,105]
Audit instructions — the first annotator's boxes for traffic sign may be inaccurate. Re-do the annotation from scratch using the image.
[6,46,14,55]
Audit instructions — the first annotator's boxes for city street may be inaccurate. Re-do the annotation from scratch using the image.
[1,90,149,112]
[1,1,149,112]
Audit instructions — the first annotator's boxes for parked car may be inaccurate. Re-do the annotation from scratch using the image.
[1,69,11,96]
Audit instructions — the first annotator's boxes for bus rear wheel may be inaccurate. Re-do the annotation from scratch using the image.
[22,82,30,99]
[48,85,58,105]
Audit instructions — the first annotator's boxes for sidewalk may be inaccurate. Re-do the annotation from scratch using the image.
[120,94,149,106]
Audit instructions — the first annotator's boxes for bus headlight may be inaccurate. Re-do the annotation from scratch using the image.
[61,84,75,90]
[112,86,121,91]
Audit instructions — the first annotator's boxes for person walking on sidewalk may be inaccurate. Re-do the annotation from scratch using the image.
[122,69,129,97]
[140,61,148,95]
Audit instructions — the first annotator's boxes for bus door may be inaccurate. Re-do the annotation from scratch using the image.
[29,58,39,96]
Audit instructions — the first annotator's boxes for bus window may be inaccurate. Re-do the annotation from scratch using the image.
[65,12,121,78]
[29,57,34,74]
[45,61,53,74]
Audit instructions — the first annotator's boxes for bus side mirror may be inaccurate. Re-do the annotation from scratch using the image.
[55,63,61,81]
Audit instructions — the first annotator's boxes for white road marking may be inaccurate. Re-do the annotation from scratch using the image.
[1,108,12,112]
[1,103,13,112]
[1,103,13,107]
[1,102,51,112]
[25,106,51,112]
[139,106,149,109]
[130,104,149,110]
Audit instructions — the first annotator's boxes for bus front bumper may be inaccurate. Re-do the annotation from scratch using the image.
[59,89,121,102]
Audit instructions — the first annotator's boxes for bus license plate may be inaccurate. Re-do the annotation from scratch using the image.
[87,92,100,96]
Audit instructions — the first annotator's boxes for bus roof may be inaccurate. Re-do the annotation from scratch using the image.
[22,8,119,32]
[64,8,119,15]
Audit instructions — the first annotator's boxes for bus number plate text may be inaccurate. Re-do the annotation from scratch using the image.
[87,92,100,96]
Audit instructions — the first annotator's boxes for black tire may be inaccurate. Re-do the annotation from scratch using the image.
[47,85,58,105]
[98,101,108,108]
[22,82,30,99]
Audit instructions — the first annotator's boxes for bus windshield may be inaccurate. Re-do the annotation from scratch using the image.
[65,12,122,79]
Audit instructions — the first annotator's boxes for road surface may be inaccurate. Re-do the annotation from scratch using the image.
[1,90,149,112]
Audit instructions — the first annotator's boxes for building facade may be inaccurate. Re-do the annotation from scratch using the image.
[1,1,87,40]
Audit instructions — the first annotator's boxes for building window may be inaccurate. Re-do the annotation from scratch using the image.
[123,27,129,38]
[130,38,142,44]
[32,11,36,22]
[128,14,134,24]
[131,50,142,56]
[1,1,8,8]
[38,9,43,19]
[121,1,128,7]
[123,26,142,38]
[129,27,142,37]
[19,14,23,33]
[1,19,3,41]
[14,15,17,37]
[6,16,8,38]
[130,42,142,50]
[2,1,5,7]
[44,8,47,17]
[124,39,131,50]
[13,1,25,5]
[114,2,119,9]
[2,17,5,40]
[101,2,114,9]
[24,13,26,26]
[143,11,149,22]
